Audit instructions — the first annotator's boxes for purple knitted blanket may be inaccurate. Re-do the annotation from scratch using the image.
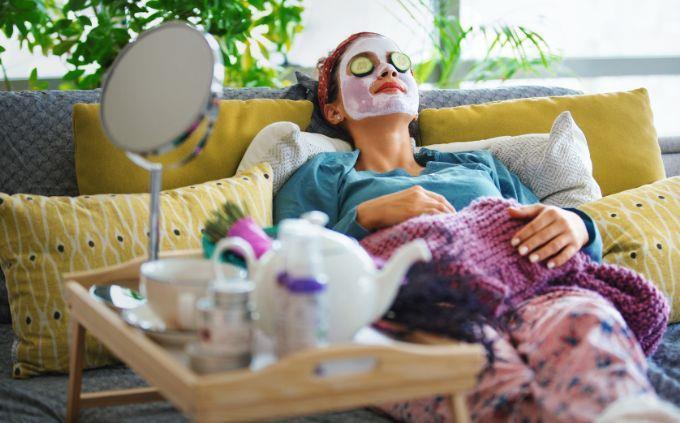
[360,197,669,355]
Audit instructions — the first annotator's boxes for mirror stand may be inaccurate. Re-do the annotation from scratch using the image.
[125,153,164,261]
[148,165,163,261]
[100,21,224,263]
[126,151,163,261]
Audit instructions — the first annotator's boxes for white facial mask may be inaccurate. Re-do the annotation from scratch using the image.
[337,36,419,121]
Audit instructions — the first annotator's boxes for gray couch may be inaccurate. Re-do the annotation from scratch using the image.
[0,83,678,422]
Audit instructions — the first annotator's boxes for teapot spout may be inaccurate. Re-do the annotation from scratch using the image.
[371,239,432,322]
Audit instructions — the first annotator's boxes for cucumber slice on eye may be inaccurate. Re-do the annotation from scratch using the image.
[390,52,411,72]
[350,57,374,77]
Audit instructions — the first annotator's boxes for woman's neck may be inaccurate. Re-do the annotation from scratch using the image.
[349,114,422,176]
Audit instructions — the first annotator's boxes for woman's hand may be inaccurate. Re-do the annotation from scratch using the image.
[508,204,589,269]
[357,186,456,231]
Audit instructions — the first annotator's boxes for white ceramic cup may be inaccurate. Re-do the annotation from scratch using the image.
[140,258,245,330]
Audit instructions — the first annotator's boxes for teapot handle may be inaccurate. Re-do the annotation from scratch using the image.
[212,237,256,281]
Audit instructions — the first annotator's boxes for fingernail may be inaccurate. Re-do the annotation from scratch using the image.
[511,238,519,247]
[547,261,555,269]
[529,254,539,263]
[519,246,528,255]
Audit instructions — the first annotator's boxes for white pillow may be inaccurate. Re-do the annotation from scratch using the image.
[421,111,602,207]
[237,121,352,192]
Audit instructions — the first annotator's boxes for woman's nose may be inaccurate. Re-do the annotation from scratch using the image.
[377,63,398,78]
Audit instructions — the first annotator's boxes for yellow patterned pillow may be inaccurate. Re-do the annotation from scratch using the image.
[579,177,679,322]
[0,163,272,378]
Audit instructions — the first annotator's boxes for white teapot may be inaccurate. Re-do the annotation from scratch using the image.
[213,214,431,342]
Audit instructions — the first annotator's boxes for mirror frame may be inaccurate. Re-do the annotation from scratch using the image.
[100,21,224,169]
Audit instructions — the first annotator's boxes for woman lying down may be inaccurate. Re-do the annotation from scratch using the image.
[274,32,677,422]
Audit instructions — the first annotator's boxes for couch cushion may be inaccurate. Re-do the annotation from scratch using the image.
[0,163,273,377]
[579,177,680,323]
[74,100,312,194]
[0,90,100,197]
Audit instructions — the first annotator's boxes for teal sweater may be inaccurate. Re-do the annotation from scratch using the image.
[275,148,602,262]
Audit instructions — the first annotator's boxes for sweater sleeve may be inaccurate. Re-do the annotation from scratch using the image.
[566,208,603,263]
[331,207,370,239]
[274,154,340,225]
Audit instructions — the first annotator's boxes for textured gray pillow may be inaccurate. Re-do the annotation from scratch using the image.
[423,111,602,207]
[495,111,602,207]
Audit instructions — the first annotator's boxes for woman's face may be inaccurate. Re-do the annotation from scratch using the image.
[336,36,419,121]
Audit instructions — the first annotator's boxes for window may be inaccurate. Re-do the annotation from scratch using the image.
[461,0,680,58]
[460,0,680,136]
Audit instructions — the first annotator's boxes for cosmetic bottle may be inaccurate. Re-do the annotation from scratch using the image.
[275,218,328,357]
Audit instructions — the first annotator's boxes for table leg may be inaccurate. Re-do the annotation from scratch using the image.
[66,317,86,423]
[451,392,470,423]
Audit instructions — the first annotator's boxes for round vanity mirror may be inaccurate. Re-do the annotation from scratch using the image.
[100,21,224,260]
[101,21,223,162]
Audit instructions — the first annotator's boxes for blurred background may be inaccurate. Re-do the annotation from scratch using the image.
[2,0,678,136]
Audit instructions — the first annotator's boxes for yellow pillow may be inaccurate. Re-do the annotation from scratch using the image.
[0,163,273,378]
[579,177,679,323]
[74,99,312,194]
[419,88,665,196]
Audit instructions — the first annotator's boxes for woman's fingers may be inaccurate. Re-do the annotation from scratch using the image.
[529,233,572,264]
[549,244,579,268]
[507,204,544,219]
[517,222,564,258]
[424,190,456,213]
[511,206,557,248]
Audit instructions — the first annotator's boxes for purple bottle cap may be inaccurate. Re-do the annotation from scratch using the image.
[277,272,326,293]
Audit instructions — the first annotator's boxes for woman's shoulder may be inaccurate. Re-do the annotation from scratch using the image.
[279,151,358,192]
[299,150,359,174]
[275,150,357,206]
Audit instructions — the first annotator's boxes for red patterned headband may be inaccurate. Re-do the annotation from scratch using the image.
[317,31,381,119]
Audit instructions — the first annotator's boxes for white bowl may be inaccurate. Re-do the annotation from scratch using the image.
[141,258,245,330]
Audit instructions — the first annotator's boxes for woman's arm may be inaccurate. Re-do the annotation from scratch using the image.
[356,186,455,231]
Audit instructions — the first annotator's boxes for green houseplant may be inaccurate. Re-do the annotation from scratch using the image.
[400,0,560,88]
[0,0,304,90]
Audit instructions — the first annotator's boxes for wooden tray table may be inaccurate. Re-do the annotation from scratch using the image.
[63,250,485,422]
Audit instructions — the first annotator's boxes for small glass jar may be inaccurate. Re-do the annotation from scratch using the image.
[189,279,254,373]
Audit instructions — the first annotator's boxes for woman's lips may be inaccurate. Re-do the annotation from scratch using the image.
[375,81,406,94]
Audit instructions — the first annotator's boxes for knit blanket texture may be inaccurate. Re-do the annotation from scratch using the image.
[360,197,669,356]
